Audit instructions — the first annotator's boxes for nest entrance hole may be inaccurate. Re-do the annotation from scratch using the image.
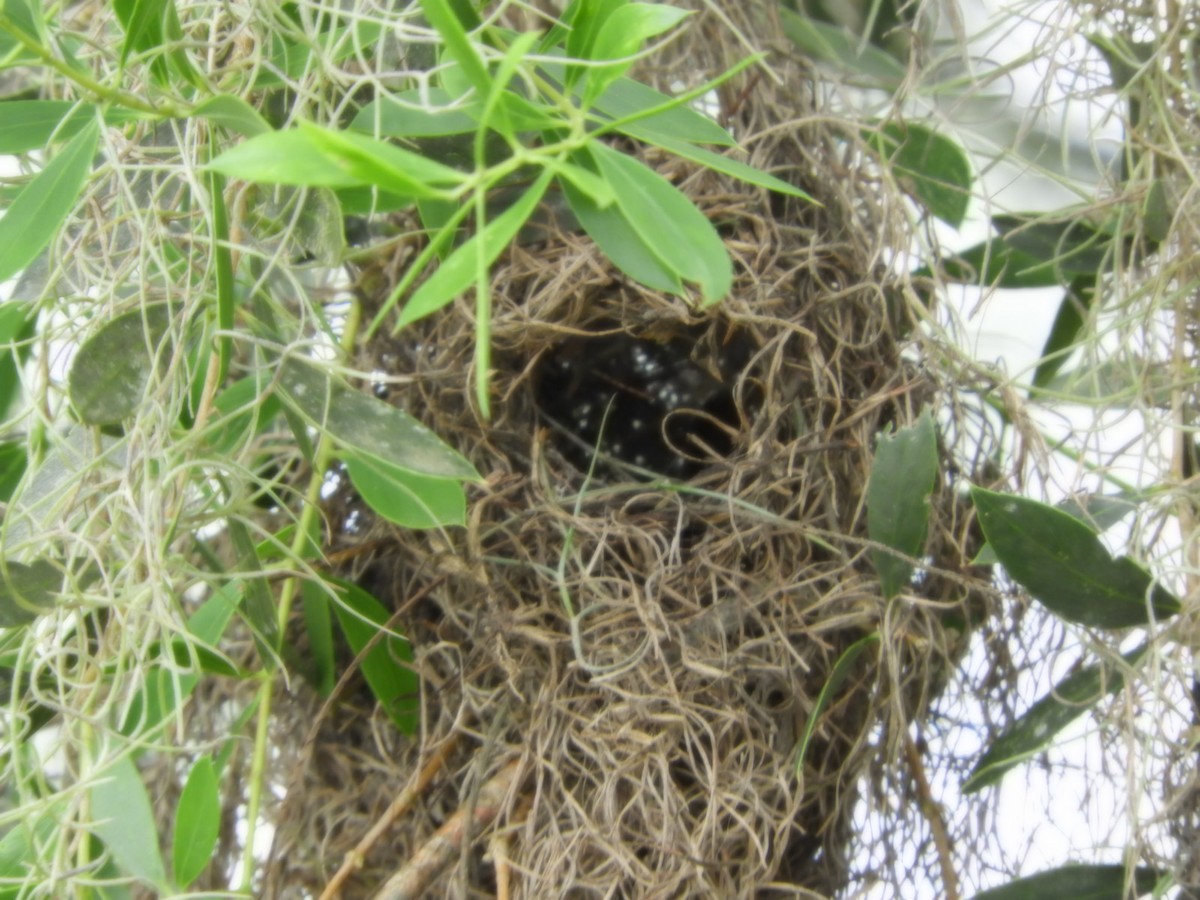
[533,320,758,479]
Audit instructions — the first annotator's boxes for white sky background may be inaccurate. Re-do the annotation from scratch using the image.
[880,1,1186,897]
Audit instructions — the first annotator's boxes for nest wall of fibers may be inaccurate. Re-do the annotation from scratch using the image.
[263,3,996,896]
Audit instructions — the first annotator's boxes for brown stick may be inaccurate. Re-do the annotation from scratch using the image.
[319,734,459,900]
[904,733,960,900]
[372,759,523,900]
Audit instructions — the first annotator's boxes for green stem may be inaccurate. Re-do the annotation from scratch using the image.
[240,299,362,892]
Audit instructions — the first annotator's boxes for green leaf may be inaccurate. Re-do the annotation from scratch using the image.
[994,214,1112,280]
[566,0,627,68]
[276,358,479,480]
[90,754,168,888]
[868,411,938,599]
[298,122,466,198]
[0,812,58,890]
[964,643,1147,793]
[0,302,36,421]
[562,178,682,294]
[591,143,731,304]
[202,375,283,456]
[968,864,1161,900]
[419,0,492,99]
[191,94,271,137]
[778,8,906,87]
[0,559,61,627]
[351,91,477,137]
[937,241,1063,289]
[640,135,814,200]
[206,126,462,195]
[1032,277,1095,390]
[970,487,1181,628]
[329,578,420,734]
[0,101,92,154]
[793,633,879,779]
[226,518,280,663]
[868,122,972,227]
[300,580,336,696]
[0,442,27,503]
[0,118,98,284]
[68,304,174,426]
[400,169,553,327]
[588,76,735,146]
[584,4,692,104]
[172,757,219,887]
[344,452,467,529]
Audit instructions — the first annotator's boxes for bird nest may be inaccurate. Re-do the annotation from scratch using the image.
[259,6,995,897]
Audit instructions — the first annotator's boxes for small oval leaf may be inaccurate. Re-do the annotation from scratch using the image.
[329,577,420,735]
[868,410,938,599]
[172,757,219,887]
[344,451,467,529]
[68,304,174,426]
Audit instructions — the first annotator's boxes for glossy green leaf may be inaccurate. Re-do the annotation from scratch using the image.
[90,754,168,888]
[1032,277,1095,390]
[964,643,1146,793]
[778,8,906,87]
[868,122,972,227]
[869,411,938,599]
[191,94,271,137]
[592,142,731,304]
[172,757,219,887]
[968,864,1160,900]
[300,580,336,696]
[0,559,61,627]
[970,487,1181,628]
[0,118,98,284]
[794,632,879,779]
[68,304,174,426]
[562,178,682,294]
[344,452,467,529]
[329,577,420,735]
[276,358,479,480]
[584,4,692,104]
[400,169,552,327]
[1055,492,1139,532]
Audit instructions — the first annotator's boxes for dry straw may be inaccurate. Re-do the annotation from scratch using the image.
[253,3,1002,896]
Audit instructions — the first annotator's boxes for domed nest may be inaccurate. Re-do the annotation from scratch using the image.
[262,4,995,897]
